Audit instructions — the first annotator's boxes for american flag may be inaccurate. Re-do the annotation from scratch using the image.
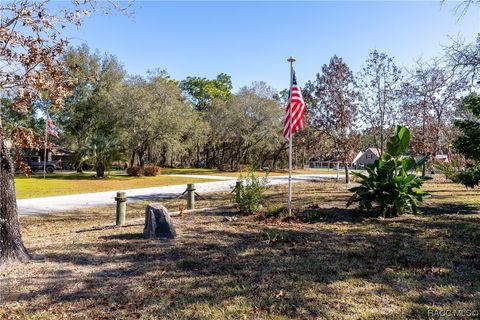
[283,70,306,140]
[47,116,58,137]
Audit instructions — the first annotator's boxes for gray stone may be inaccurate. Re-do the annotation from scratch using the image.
[143,204,176,239]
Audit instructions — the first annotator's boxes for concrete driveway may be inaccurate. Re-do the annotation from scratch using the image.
[17,174,336,216]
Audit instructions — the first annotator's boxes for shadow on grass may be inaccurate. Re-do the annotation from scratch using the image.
[6,206,480,319]
[420,202,480,215]
[99,233,145,240]
[16,172,130,181]
[294,206,377,223]
[161,168,220,175]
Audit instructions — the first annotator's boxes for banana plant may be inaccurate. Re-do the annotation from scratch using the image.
[347,125,429,217]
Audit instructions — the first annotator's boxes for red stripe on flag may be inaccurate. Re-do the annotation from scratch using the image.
[283,83,305,140]
[47,117,58,137]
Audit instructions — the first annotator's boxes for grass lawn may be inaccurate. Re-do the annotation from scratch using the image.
[14,173,217,199]
[1,178,479,319]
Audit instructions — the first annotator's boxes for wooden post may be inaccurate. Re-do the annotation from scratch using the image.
[115,191,127,226]
[336,162,339,182]
[187,184,195,210]
[235,181,242,199]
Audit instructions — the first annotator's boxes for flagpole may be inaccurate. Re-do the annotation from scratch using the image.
[43,109,48,179]
[287,56,296,217]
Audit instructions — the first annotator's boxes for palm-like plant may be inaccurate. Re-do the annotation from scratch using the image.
[347,125,429,217]
[87,135,123,178]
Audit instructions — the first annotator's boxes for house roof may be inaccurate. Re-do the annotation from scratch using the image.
[352,148,380,164]
[50,144,72,156]
[366,148,380,156]
[352,151,363,164]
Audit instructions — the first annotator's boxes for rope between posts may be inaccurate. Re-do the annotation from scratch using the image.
[231,181,242,193]
[161,187,206,206]
[162,188,188,206]
[194,192,206,200]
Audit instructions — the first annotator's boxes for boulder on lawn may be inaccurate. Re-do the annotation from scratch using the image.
[143,204,177,239]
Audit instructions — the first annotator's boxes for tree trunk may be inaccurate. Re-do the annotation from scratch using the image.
[96,162,106,178]
[260,156,267,169]
[212,146,216,168]
[301,146,305,169]
[196,142,200,167]
[343,162,350,184]
[76,161,83,173]
[130,150,136,167]
[205,145,210,168]
[272,141,288,170]
[139,152,145,169]
[421,102,427,177]
[0,123,30,264]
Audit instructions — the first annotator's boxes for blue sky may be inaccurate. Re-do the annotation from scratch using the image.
[64,1,480,91]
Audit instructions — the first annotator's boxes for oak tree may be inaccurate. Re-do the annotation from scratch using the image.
[357,50,402,154]
[309,55,360,183]
[0,0,127,264]
[399,60,467,175]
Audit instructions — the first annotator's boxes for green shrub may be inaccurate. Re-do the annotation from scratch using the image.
[144,165,161,176]
[452,93,480,188]
[126,166,143,177]
[347,125,429,217]
[457,162,480,188]
[233,172,268,215]
[259,229,290,243]
[435,162,461,183]
[264,206,289,219]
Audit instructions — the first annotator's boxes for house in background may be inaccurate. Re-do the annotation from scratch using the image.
[308,155,339,169]
[48,145,72,164]
[309,148,382,169]
[352,148,380,168]
[434,154,448,163]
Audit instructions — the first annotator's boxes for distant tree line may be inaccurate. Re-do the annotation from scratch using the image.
[6,39,474,180]
[3,38,478,180]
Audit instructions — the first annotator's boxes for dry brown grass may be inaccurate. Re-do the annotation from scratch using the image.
[1,179,479,319]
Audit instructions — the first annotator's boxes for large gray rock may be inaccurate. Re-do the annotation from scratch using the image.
[143,204,176,239]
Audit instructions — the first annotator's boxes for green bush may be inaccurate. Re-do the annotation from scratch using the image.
[347,125,429,217]
[457,162,480,188]
[452,93,480,188]
[126,166,143,177]
[144,165,161,176]
[233,172,268,215]
[264,206,289,219]
[435,161,462,183]
[259,229,290,243]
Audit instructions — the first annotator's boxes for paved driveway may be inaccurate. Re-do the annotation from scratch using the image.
[17,174,336,216]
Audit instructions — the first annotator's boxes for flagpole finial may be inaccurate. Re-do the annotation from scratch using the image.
[287,56,296,63]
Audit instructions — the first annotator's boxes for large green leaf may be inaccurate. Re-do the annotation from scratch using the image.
[400,157,415,171]
[396,126,411,151]
[414,153,429,169]
[348,124,427,217]
[386,125,411,156]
